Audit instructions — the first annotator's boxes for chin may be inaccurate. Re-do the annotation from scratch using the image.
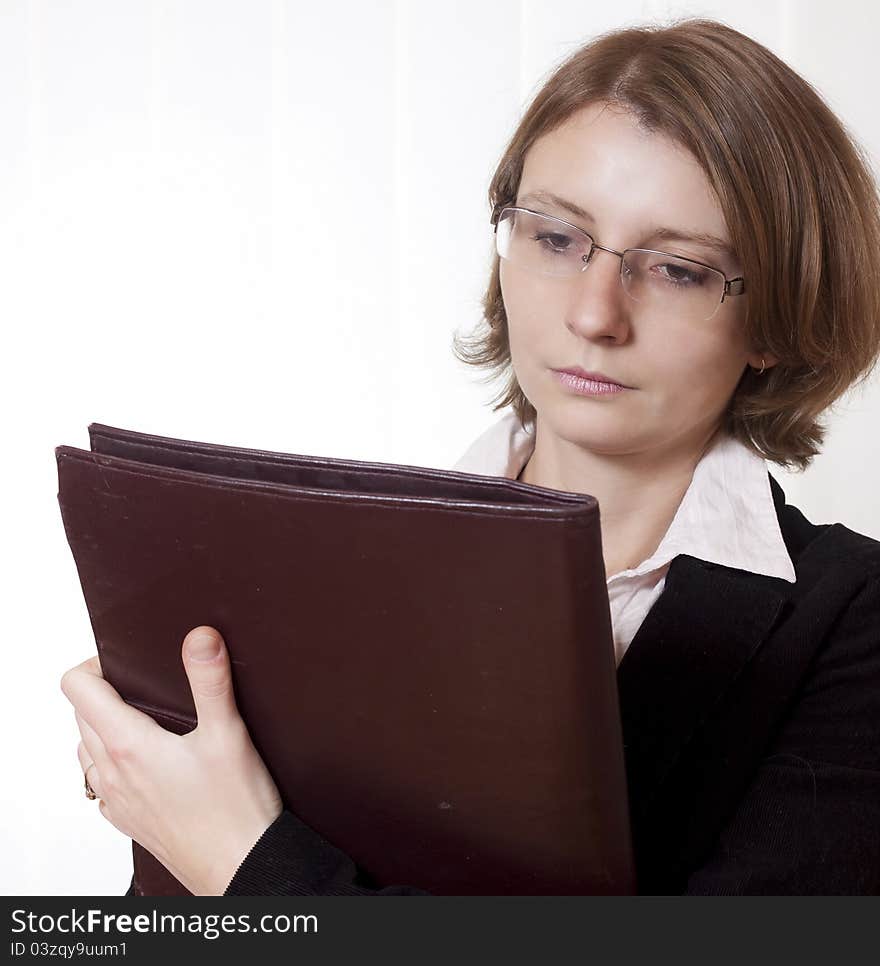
[540,402,639,452]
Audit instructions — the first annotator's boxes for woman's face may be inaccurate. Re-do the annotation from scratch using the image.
[502,101,762,459]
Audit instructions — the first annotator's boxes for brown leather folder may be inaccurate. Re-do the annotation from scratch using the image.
[55,422,635,895]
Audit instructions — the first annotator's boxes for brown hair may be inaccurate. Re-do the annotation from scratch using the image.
[452,18,880,471]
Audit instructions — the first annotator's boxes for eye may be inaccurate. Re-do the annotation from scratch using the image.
[532,231,573,253]
[654,261,707,287]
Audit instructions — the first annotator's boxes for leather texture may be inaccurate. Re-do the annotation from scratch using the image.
[56,422,635,895]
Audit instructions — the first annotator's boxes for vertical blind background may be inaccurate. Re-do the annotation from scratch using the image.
[1,0,877,895]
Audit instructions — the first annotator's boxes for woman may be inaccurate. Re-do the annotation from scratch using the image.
[61,18,880,895]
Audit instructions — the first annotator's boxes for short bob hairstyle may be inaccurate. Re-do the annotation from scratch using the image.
[453,18,880,471]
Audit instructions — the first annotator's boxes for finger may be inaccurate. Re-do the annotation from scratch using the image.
[97,798,126,835]
[76,740,91,773]
[81,655,103,677]
[64,655,104,679]
[181,626,241,731]
[75,711,109,771]
[60,654,105,687]
[77,741,102,799]
[61,659,154,743]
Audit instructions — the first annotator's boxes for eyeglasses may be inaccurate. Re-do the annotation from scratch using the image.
[493,206,745,323]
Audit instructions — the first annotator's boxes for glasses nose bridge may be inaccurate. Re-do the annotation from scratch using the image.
[580,239,626,273]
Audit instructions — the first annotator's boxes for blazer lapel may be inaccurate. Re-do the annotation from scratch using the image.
[615,553,790,820]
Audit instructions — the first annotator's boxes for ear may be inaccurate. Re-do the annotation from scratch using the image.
[747,351,778,371]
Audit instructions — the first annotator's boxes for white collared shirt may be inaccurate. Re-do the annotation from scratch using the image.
[452,410,797,665]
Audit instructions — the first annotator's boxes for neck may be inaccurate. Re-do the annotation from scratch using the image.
[518,421,721,578]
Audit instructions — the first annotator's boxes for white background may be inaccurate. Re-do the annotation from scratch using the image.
[2,0,878,896]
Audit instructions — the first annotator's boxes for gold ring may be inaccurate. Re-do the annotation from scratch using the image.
[84,762,98,801]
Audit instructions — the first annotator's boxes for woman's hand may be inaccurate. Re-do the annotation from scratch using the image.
[60,626,283,896]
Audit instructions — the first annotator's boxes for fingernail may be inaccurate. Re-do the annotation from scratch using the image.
[188,632,221,661]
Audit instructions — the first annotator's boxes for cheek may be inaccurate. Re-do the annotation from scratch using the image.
[501,272,537,351]
[501,268,561,345]
[505,318,541,390]
[650,325,748,410]
[500,265,532,325]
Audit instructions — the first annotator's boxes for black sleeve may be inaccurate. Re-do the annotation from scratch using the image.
[224,809,432,896]
[685,574,880,895]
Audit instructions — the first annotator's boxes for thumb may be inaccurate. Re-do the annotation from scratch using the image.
[181,625,239,730]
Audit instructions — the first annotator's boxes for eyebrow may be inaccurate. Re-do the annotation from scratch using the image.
[516,189,736,259]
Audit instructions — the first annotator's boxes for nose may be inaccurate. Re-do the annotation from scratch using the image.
[564,247,631,344]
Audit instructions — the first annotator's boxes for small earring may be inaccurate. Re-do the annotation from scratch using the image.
[753,356,766,375]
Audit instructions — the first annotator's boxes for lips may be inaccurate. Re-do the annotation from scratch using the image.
[554,367,630,389]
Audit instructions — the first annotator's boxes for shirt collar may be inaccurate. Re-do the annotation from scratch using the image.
[452,410,796,584]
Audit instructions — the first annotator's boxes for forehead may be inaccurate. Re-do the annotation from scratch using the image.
[520,102,730,244]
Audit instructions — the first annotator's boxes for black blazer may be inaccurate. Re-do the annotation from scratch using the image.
[222,474,880,896]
